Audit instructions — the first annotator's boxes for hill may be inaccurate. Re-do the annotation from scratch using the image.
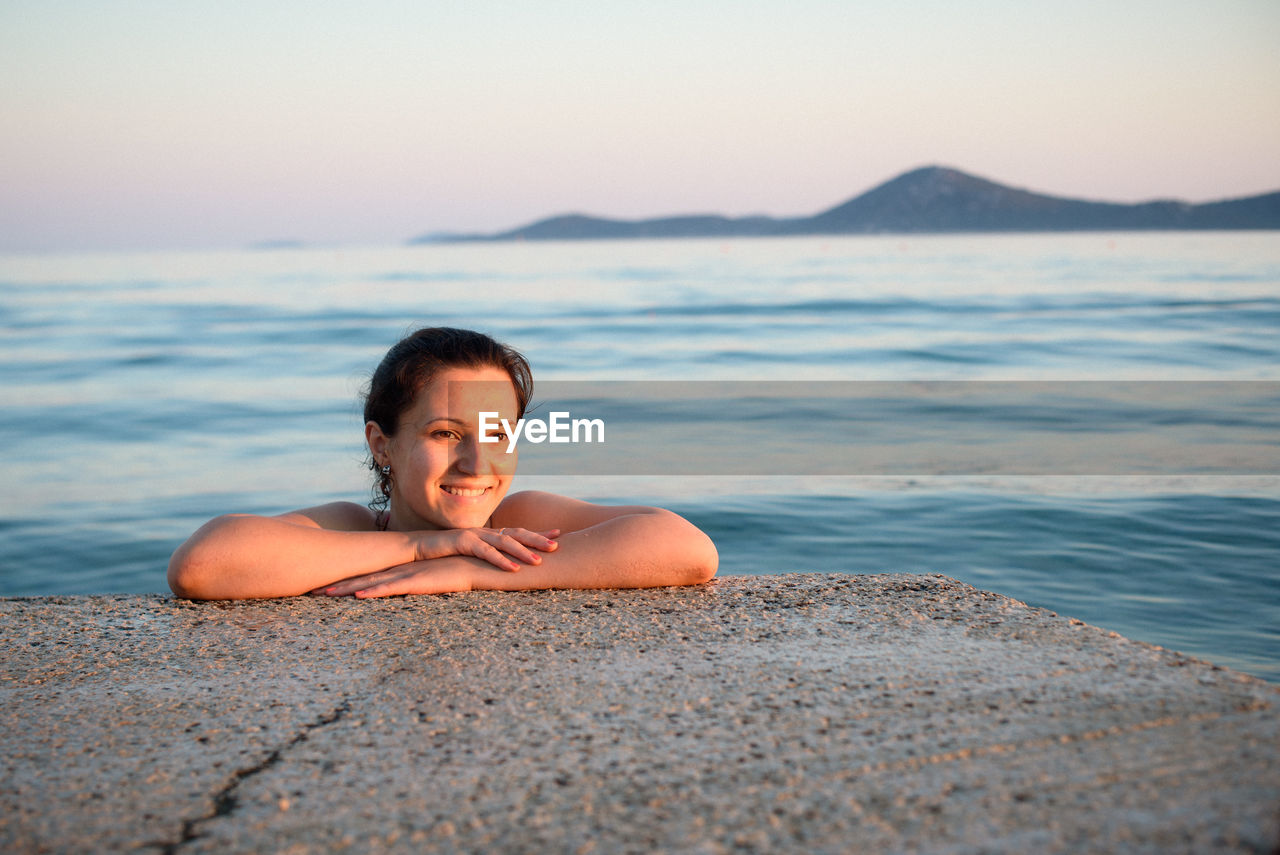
[412,166,1280,242]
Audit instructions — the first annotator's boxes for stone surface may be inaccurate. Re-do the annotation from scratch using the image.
[1,573,1276,853]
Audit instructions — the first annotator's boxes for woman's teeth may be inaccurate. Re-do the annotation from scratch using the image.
[441,485,488,497]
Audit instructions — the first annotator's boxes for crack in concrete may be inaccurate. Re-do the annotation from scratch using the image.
[156,699,352,853]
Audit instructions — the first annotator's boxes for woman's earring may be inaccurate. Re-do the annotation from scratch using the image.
[381,464,392,476]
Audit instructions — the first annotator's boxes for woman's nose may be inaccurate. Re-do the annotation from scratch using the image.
[453,435,482,474]
[454,435,512,474]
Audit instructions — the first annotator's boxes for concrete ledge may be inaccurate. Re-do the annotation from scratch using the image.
[2,573,1277,853]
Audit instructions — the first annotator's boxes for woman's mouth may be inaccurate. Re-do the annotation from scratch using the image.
[440,485,491,498]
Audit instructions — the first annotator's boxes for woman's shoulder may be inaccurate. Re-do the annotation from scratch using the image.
[493,490,559,525]
[275,501,380,531]
[494,490,665,533]
[492,490,583,531]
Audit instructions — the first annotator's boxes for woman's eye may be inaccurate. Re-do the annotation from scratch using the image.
[432,430,460,440]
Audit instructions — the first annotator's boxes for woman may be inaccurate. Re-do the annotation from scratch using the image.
[168,327,718,599]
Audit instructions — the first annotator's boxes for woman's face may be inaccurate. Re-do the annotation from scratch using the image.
[368,365,520,531]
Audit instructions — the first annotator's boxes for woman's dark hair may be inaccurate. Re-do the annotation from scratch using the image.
[363,327,533,511]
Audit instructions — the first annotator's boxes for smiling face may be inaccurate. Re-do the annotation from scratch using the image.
[366,366,520,531]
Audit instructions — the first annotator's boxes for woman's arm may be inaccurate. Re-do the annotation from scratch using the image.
[167,502,553,600]
[320,492,719,597]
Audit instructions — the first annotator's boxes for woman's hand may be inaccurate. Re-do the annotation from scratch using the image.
[414,526,560,570]
[314,527,559,597]
[314,556,480,598]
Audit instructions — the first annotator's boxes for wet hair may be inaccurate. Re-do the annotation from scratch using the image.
[363,327,533,512]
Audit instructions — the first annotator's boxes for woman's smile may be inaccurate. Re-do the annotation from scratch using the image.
[440,484,496,499]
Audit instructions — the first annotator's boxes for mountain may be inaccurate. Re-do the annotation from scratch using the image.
[411,166,1280,243]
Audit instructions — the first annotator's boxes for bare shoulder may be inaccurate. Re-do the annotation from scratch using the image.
[276,501,378,531]
[493,490,667,533]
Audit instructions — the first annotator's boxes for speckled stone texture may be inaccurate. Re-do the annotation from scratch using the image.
[2,573,1276,854]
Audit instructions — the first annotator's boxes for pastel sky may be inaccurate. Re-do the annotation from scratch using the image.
[2,0,1278,252]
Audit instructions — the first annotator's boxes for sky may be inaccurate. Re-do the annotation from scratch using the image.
[1,0,1278,252]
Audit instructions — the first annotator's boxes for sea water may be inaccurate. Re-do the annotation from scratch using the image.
[2,232,1278,680]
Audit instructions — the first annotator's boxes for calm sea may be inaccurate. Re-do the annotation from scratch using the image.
[2,233,1278,680]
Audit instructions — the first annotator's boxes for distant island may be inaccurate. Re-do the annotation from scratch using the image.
[411,165,1280,243]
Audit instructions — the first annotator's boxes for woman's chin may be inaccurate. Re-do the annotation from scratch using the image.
[437,485,506,528]
[392,507,495,532]
[398,486,507,530]
[435,505,501,530]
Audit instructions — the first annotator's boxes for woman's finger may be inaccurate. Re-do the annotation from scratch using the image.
[473,538,524,571]
[523,528,560,550]
[509,527,560,548]
[491,527,559,556]
[321,571,392,596]
[353,582,398,598]
[353,573,448,598]
[472,529,537,567]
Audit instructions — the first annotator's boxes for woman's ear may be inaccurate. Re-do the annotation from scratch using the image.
[365,421,391,465]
